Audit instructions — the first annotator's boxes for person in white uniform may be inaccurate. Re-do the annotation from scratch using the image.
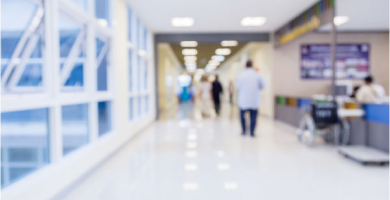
[200,76,212,116]
[236,60,265,137]
[356,76,386,104]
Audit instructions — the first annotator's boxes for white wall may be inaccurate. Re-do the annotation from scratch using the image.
[157,43,182,114]
[1,0,156,199]
[274,32,389,97]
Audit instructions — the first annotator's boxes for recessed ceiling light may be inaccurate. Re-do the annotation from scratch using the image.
[186,151,198,158]
[182,49,198,56]
[171,17,194,27]
[208,60,220,66]
[184,56,197,62]
[184,164,198,171]
[205,67,215,72]
[334,16,349,26]
[186,64,197,70]
[221,40,238,47]
[183,183,198,190]
[215,48,231,55]
[212,55,225,62]
[186,142,197,149]
[241,17,267,26]
[224,182,238,190]
[181,41,198,47]
[185,60,197,65]
[217,163,231,171]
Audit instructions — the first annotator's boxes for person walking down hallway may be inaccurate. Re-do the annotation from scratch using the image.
[199,76,212,117]
[212,75,223,115]
[236,60,265,137]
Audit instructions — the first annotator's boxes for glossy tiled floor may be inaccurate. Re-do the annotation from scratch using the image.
[60,103,389,200]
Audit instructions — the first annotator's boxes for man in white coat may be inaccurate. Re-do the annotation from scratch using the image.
[236,60,265,137]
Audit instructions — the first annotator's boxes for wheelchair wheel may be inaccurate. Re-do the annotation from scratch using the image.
[298,114,315,147]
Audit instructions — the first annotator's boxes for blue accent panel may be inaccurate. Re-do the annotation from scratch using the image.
[298,98,311,110]
[364,104,389,125]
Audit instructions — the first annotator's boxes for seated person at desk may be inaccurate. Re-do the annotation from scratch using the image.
[356,76,385,103]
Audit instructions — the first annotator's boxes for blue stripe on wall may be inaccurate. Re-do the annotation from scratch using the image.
[364,104,389,125]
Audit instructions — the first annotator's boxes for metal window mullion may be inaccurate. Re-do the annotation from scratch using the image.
[1,7,44,86]
[87,0,99,141]
[60,31,84,85]
[49,0,64,162]
[8,33,41,88]
[96,44,108,69]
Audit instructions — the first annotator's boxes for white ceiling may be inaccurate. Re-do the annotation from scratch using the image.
[128,0,389,33]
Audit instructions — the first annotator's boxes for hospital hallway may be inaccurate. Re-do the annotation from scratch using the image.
[58,103,389,200]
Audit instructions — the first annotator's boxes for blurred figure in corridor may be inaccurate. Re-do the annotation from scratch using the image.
[236,60,265,137]
[212,75,223,115]
[200,76,212,117]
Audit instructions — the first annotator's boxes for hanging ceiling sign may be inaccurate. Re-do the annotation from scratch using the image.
[274,0,335,47]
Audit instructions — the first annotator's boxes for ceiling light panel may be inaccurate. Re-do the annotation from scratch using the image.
[212,55,225,62]
[184,56,197,62]
[221,40,238,47]
[181,41,198,47]
[182,49,198,56]
[334,16,349,26]
[215,48,231,55]
[241,17,267,26]
[171,17,194,27]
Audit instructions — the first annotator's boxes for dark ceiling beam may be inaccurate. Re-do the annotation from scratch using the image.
[155,33,270,44]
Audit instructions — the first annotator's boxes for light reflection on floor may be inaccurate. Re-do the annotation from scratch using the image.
[60,103,389,200]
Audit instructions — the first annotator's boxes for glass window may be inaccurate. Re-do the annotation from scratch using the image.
[137,55,141,91]
[96,38,109,91]
[144,60,148,90]
[145,96,149,113]
[95,0,110,27]
[1,0,45,91]
[59,14,86,89]
[143,27,148,51]
[71,0,87,11]
[136,18,141,49]
[127,5,132,42]
[98,101,112,136]
[129,97,134,121]
[138,96,142,116]
[129,50,133,92]
[62,104,89,155]
[1,108,50,188]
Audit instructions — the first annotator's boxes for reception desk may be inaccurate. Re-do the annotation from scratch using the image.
[274,96,389,153]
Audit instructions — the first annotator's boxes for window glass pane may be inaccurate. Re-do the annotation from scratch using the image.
[127,6,132,42]
[137,55,141,91]
[129,50,133,92]
[145,96,149,113]
[62,104,89,155]
[1,0,44,90]
[138,96,142,116]
[95,0,110,27]
[1,108,50,188]
[96,38,108,91]
[59,14,86,88]
[144,60,148,90]
[143,27,148,51]
[129,98,133,120]
[98,101,112,136]
[136,18,141,49]
[71,0,87,11]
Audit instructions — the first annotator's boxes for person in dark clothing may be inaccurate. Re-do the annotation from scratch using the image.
[212,75,223,115]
